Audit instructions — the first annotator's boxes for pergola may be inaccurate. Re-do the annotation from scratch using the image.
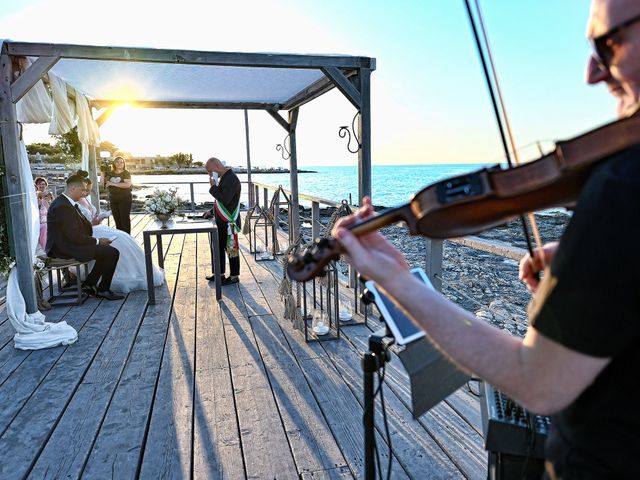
[0,40,375,315]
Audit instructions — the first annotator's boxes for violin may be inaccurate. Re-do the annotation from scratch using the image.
[287,116,640,282]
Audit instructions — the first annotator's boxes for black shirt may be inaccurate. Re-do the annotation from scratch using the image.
[209,169,241,228]
[107,169,132,199]
[530,146,640,478]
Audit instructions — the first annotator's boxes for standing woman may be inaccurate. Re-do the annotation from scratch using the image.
[105,156,133,233]
[34,176,53,252]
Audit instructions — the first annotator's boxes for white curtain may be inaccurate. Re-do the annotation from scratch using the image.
[48,73,75,135]
[76,93,100,171]
[15,57,52,124]
[6,59,79,349]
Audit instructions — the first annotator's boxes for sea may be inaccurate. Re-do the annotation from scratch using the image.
[132,164,492,208]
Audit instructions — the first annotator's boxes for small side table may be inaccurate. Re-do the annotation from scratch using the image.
[143,220,222,304]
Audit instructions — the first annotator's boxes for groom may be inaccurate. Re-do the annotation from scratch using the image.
[46,172,124,300]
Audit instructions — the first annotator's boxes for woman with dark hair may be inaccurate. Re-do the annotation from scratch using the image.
[105,156,132,233]
[34,176,53,252]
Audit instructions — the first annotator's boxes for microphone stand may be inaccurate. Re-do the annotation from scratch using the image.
[361,284,395,480]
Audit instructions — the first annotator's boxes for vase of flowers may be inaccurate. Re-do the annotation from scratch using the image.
[144,188,182,228]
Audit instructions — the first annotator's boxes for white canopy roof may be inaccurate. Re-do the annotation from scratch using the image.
[3,41,376,111]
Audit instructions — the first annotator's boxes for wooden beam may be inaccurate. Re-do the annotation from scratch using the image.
[283,70,357,110]
[321,67,361,110]
[10,56,59,103]
[266,109,290,132]
[288,108,301,240]
[95,107,115,127]
[5,42,375,70]
[0,54,38,312]
[357,68,372,201]
[244,109,253,207]
[91,100,279,110]
[88,146,100,209]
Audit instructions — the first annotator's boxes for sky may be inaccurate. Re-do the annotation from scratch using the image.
[1,0,617,167]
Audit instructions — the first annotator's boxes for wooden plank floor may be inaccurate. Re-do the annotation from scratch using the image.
[0,214,487,479]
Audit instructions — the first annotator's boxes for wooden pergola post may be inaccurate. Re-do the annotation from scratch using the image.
[288,108,300,240]
[244,109,253,207]
[88,145,100,209]
[0,54,38,313]
[357,67,372,202]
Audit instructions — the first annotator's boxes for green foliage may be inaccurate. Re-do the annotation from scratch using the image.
[53,126,82,159]
[169,152,193,166]
[26,142,63,156]
[0,170,14,278]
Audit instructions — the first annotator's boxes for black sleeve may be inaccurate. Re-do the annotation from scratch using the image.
[531,150,640,357]
[121,170,131,180]
[209,174,240,208]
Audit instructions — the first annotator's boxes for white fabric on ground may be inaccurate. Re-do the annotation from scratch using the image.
[7,270,78,349]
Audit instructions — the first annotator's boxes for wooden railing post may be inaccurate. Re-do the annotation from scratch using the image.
[311,201,320,241]
[189,183,195,213]
[254,184,260,209]
[424,238,443,293]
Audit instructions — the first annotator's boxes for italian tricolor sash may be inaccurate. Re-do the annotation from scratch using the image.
[214,200,240,258]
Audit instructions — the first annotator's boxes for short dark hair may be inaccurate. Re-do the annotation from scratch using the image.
[66,170,89,186]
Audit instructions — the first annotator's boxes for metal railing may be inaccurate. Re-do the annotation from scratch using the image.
[101,180,252,214]
[248,181,528,295]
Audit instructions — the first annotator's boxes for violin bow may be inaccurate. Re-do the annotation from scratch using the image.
[463,0,546,272]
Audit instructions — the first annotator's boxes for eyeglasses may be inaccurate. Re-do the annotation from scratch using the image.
[590,13,640,69]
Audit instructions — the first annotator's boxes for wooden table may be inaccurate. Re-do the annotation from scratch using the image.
[143,220,222,304]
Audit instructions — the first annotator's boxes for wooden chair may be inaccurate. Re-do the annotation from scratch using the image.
[38,256,90,307]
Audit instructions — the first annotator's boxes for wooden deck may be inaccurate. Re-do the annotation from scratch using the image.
[0,214,487,479]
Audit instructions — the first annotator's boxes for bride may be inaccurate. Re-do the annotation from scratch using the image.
[76,172,165,293]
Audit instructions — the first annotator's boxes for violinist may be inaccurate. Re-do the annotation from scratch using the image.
[333,0,640,477]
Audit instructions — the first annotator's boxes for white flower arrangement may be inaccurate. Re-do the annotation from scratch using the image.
[144,188,182,217]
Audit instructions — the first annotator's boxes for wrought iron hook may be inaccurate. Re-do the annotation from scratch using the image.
[276,134,291,160]
[338,112,361,154]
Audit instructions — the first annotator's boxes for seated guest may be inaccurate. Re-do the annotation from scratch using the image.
[34,176,53,252]
[46,171,124,300]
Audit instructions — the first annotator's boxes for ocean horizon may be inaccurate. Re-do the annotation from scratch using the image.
[133,163,492,208]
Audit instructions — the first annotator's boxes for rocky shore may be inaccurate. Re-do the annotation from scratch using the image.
[295,206,571,338]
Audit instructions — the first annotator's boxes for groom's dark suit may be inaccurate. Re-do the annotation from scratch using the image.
[46,194,120,292]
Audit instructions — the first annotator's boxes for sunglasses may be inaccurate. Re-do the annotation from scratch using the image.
[590,13,640,69]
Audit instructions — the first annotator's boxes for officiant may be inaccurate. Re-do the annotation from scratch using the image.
[203,157,241,285]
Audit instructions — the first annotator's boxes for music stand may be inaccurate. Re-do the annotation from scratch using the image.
[396,337,470,419]
[360,279,470,479]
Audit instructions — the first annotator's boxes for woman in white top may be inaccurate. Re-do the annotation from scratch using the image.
[76,172,164,293]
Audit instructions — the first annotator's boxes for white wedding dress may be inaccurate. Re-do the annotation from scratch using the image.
[78,200,165,293]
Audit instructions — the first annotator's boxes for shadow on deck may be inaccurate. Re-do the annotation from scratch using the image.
[0,214,487,479]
